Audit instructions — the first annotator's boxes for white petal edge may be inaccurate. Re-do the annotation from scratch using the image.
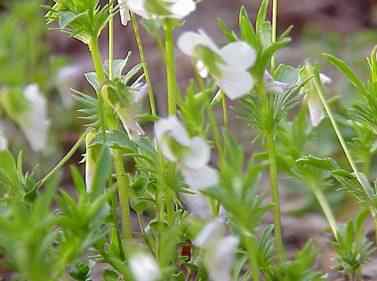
[181,165,219,190]
[118,0,131,25]
[307,95,325,127]
[126,0,151,19]
[0,132,7,151]
[220,41,257,70]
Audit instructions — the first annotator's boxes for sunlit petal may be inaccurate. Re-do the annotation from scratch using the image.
[170,0,196,19]
[193,219,226,247]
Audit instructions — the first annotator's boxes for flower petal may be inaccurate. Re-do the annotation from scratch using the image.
[181,192,212,219]
[154,117,190,162]
[218,67,255,100]
[21,85,50,152]
[126,0,151,19]
[205,236,239,281]
[129,253,160,281]
[307,94,325,127]
[178,30,218,57]
[170,0,196,19]
[183,137,210,169]
[220,41,256,70]
[193,219,226,247]
[320,73,332,85]
[181,165,219,190]
[118,0,131,25]
[264,71,290,94]
[0,131,7,151]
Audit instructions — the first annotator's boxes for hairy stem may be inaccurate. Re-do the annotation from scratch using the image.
[266,133,285,261]
[164,20,178,115]
[89,34,133,242]
[130,12,157,115]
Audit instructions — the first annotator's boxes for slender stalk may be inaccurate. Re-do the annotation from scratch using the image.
[266,133,285,261]
[38,132,86,188]
[309,65,377,241]
[271,0,278,70]
[130,12,157,115]
[222,93,229,128]
[244,236,260,281]
[108,0,114,80]
[310,182,338,239]
[164,20,178,115]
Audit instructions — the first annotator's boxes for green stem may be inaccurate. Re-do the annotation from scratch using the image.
[266,133,285,261]
[222,93,229,128]
[114,152,133,241]
[244,235,260,281]
[89,38,106,83]
[309,64,377,240]
[271,0,278,70]
[109,0,114,80]
[310,182,338,239]
[164,20,178,115]
[38,133,86,188]
[130,12,157,115]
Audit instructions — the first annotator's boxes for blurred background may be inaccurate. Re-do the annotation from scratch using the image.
[2,0,377,276]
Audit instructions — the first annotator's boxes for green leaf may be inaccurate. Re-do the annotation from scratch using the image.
[90,146,112,198]
[239,6,259,49]
[323,53,368,95]
[256,0,270,33]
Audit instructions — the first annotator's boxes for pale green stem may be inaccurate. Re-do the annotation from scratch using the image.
[271,0,278,70]
[309,65,377,241]
[266,133,285,261]
[164,20,178,115]
[38,132,86,188]
[310,182,338,239]
[130,12,157,115]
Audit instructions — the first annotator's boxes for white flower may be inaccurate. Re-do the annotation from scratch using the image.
[154,116,218,190]
[129,253,160,281]
[264,71,291,94]
[178,30,257,100]
[20,85,50,152]
[0,130,7,151]
[194,219,239,281]
[180,192,212,219]
[56,65,82,108]
[120,0,196,23]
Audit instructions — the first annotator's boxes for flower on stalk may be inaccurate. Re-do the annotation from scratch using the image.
[20,85,50,152]
[303,73,332,127]
[115,79,147,139]
[194,219,239,281]
[178,30,257,100]
[129,253,160,281]
[154,116,218,190]
[118,0,196,25]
